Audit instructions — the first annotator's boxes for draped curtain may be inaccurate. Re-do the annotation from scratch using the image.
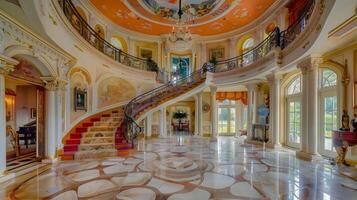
[216,92,248,105]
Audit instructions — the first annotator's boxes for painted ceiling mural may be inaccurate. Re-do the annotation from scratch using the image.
[89,0,276,36]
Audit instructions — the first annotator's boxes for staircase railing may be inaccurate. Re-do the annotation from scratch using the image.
[58,0,157,72]
[123,67,207,144]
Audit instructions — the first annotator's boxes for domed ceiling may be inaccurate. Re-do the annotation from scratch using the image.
[90,0,276,36]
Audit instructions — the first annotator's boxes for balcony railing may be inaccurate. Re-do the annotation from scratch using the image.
[280,0,315,49]
[58,0,156,72]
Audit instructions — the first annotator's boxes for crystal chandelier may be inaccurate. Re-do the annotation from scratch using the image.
[168,0,192,50]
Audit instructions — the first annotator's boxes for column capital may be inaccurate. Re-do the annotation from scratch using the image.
[245,83,259,91]
[0,55,18,75]
[297,55,323,74]
[209,85,217,93]
[41,77,68,91]
[266,72,283,83]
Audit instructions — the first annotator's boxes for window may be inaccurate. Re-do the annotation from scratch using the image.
[285,75,302,148]
[319,69,338,156]
[287,76,301,95]
[242,38,254,52]
[218,100,236,136]
[111,37,123,50]
[321,69,337,88]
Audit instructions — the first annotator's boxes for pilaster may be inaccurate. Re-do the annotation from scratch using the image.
[267,73,282,147]
[210,86,218,138]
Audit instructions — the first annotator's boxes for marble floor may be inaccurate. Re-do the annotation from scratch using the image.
[1,136,357,200]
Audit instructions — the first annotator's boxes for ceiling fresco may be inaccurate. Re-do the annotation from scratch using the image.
[89,0,276,36]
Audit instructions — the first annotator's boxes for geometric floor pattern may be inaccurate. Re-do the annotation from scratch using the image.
[2,136,357,199]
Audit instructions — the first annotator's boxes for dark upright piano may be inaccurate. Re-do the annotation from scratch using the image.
[18,120,36,148]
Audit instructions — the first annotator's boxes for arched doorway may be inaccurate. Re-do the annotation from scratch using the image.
[5,56,46,171]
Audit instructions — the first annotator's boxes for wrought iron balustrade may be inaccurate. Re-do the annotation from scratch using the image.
[280,0,315,49]
[208,27,280,73]
[58,0,154,72]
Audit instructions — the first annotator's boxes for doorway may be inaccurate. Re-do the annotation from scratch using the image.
[218,100,236,136]
[5,57,46,172]
[171,55,191,81]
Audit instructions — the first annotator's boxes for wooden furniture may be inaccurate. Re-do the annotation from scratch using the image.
[252,124,269,142]
[6,126,20,156]
[333,130,357,165]
[18,120,36,148]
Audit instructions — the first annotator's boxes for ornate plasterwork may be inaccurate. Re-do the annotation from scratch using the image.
[0,54,18,75]
[0,11,76,80]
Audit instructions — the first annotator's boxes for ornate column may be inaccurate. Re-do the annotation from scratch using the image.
[200,43,207,67]
[127,37,135,55]
[159,107,167,137]
[246,83,258,140]
[56,80,67,149]
[236,100,244,137]
[197,93,203,136]
[157,41,162,68]
[146,113,152,138]
[0,57,17,176]
[64,82,71,132]
[229,38,238,58]
[210,86,218,138]
[194,95,199,135]
[43,79,58,160]
[296,56,322,160]
[267,73,282,147]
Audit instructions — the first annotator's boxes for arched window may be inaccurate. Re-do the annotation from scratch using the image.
[285,75,302,148]
[287,76,301,95]
[111,37,123,50]
[242,38,254,53]
[319,68,338,156]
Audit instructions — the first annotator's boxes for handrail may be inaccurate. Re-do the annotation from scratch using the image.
[123,67,207,143]
[207,27,280,73]
[58,0,158,72]
[280,0,315,49]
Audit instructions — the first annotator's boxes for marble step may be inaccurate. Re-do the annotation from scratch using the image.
[93,121,120,126]
[81,137,114,144]
[100,117,123,122]
[79,143,115,151]
[88,126,116,132]
[82,131,115,138]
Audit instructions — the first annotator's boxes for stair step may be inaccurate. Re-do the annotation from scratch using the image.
[70,133,82,139]
[66,139,81,144]
[64,144,78,152]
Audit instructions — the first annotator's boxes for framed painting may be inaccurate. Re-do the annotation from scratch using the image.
[209,48,225,60]
[139,48,153,59]
[74,87,87,112]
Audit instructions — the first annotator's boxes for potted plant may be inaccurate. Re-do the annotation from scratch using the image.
[173,111,187,124]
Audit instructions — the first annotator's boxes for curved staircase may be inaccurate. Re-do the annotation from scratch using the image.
[60,108,131,160]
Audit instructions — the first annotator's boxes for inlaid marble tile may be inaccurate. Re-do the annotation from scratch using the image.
[77,179,116,198]
[167,188,211,200]
[111,172,152,187]
[146,178,184,194]
[116,188,156,200]
[200,172,235,189]
[103,163,136,175]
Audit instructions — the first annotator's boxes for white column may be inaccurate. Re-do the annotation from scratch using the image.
[236,100,243,137]
[64,83,71,132]
[194,95,199,135]
[0,72,7,175]
[55,89,63,149]
[297,56,322,160]
[0,61,16,176]
[246,83,258,140]
[159,107,167,137]
[267,73,282,147]
[146,113,152,138]
[200,43,207,67]
[44,81,57,160]
[197,93,203,136]
[210,86,218,138]
[229,38,238,58]
[157,41,162,68]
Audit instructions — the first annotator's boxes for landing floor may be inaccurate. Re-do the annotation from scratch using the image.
[1,136,357,199]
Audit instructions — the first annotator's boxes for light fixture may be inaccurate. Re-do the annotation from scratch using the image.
[168,0,193,50]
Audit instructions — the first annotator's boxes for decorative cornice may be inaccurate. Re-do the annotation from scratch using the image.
[41,77,68,91]
[0,54,18,75]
